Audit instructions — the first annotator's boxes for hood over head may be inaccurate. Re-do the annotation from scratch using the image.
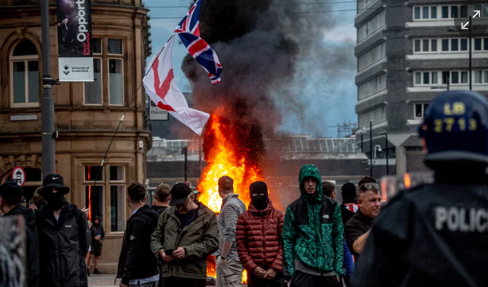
[298,164,322,202]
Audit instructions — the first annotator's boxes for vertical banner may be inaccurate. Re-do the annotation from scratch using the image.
[57,0,94,82]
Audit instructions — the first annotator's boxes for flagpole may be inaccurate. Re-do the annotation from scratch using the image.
[89,34,176,202]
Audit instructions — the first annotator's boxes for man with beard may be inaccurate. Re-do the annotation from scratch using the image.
[36,174,88,287]
[352,91,488,287]
[282,164,344,287]
[236,181,285,287]
[0,180,39,287]
[151,183,219,287]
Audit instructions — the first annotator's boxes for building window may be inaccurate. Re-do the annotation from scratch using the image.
[358,106,386,127]
[358,42,385,71]
[413,6,437,20]
[413,38,440,53]
[10,40,40,108]
[414,103,430,118]
[431,39,437,51]
[84,58,102,105]
[451,6,458,18]
[414,72,437,85]
[460,5,468,18]
[442,39,449,51]
[357,11,385,43]
[441,6,449,18]
[460,38,468,51]
[451,39,458,51]
[414,7,420,19]
[84,164,127,232]
[109,59,124,105]
[471,72,486,85]
[84,39,102,105]
[84,38,124,106]
[358,74,386,100]
[358,0,376,13]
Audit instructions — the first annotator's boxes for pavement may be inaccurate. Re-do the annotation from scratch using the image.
[88,274,117,287]
[88,274,245,287]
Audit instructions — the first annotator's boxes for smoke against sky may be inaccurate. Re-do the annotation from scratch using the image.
[144,0,358,137]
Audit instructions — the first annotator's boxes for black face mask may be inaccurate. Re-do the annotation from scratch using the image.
[251,195,268,210]
[45,192,65,210]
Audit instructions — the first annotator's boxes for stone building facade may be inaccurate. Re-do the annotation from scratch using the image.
[354,0,488,177]
[0,0,151,272]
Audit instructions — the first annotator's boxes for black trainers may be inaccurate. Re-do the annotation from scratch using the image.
[93,268,101,275]
[86,268,90,276]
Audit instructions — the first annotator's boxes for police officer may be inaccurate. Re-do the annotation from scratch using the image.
[352,90,488,287]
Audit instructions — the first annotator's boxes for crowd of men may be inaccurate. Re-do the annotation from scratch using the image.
[1,90,488,287]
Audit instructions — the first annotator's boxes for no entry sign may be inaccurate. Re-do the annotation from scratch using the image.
[11,167,26,187]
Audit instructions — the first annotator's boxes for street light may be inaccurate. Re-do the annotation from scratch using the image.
[378,132,389,175]
[373,145,382,158]
[447,16,472,91]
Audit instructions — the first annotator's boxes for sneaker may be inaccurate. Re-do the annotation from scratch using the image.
[86,268,90,276]
[93,268,101,275]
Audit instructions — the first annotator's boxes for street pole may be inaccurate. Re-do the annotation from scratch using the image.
[370,121,373,177]
[41,0,55,176]
[469,15,472,91]
[385,133,389,175]
[183,146,188,183]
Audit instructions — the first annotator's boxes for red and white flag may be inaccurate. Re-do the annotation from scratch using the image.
[144,35,210,135]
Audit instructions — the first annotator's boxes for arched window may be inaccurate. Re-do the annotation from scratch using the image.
[10,40,40,107]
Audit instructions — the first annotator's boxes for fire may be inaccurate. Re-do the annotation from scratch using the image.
[197,108,264,212]
[199,108,262,285]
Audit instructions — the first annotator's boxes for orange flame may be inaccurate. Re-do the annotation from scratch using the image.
[199,108,261,285]
[197,108,263,213]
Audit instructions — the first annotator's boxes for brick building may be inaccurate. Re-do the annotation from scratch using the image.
[0,0,151,272]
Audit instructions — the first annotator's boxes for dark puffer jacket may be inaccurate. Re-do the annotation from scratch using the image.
[236,200,284,273]
[36,202,88,287]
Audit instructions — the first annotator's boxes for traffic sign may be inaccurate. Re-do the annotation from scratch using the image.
[11,167,26,187]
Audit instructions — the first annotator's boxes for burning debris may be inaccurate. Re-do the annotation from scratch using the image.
[180,0,345,284]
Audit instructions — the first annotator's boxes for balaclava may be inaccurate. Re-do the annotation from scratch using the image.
[250,181,268,210]
[45,190,65,210]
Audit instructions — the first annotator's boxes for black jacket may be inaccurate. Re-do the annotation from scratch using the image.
[340,199,358,226]
[90,223,105,246]
[352,183,488,287]
[36,202,89,287]
[152,205,168,216]
[6,205,40,287]
[117,205,159,285]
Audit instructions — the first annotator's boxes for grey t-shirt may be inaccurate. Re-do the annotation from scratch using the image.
[216,194,246,261]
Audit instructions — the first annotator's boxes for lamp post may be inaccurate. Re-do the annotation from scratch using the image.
[380,132,389,175]
[369,121,373,177]
[41,0,55,175]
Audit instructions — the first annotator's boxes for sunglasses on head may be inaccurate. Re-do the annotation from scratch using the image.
[361,183,380,190]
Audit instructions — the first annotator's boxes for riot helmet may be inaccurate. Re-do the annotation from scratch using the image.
[418,90,488,165]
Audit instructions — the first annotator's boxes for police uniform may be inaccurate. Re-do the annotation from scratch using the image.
[352,91,488,287]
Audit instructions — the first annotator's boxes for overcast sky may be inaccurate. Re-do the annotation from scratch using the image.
[143,0,358,138]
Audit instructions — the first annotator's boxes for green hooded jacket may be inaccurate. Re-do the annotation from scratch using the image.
[282,164,344,277]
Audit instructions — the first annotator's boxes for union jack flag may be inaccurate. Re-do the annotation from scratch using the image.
[175,0,222,85]
[175,0,202,37]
